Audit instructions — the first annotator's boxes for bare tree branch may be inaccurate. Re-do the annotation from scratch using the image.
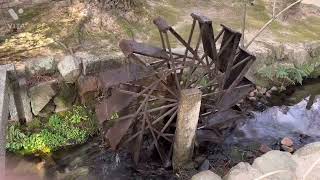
[272,0,277,17]
[240,0,247,48]
[245,0,302,49]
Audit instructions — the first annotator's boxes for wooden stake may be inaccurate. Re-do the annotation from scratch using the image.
[173,88,202,170]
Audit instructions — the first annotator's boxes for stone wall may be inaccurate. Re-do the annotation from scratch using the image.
[7,52,124,123]
[247,41,320,87]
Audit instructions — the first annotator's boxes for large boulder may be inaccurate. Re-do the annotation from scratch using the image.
[224,162,267,180]
[293,142,320,180]
[294,142,320,157]
[58,55,82,83]
[252,151,297,180]
[26,56,56,76]
[29,80,57,115]
[191,170,222,180]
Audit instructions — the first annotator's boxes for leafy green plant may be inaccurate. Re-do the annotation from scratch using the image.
[6,125,26,152]
[258,62,319,89]
[110,112,119,120]
[6,106,98,155]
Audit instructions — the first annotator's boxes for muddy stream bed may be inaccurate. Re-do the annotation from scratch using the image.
[5,78,320,179]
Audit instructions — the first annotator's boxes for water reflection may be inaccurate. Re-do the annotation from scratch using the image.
[227,78,320,147]
[228,97,320,145]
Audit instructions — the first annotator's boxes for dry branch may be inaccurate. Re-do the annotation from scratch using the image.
[245,0,302,49]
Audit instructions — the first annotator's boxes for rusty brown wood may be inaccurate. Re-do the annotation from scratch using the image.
[196,129,223,143]
[134,104,147,163]
[221,36,240,89]
[106,80,160,149]
[153,17,171,32]
[203,109,246,128]
[180,19,196,78]
[216,25,242,72]
[152,106,178,125]
[164,32,182,92]
[159,30,167,50]
[168,28,205,66]
[218,83,254,111]
[117,89,177,103]
[145,112,165,163]
[113,13,257,165]
[223,48,254,89]
[160,109,178,134]
[214,29,224,43]
[148,103,178,113]
[192,13,218,63]
[183,54,207,88]
[225,58,255,91]
[119,40,169,59]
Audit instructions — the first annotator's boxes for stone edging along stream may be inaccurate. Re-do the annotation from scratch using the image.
[192,142,320,180]
[2,37,320,123]
[2,52,125,123]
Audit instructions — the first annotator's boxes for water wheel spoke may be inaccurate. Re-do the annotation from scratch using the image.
[195,24,203,52]
[147,103,178,113]
[152,106,178,125]
[169,28,205,66]
[133,105,147,163]
[122,129,142,146]
[164,32,182,92]
[151,127,173,143]
[145,114,166,163]
[113,13,257,166]
[150,109,178,149]
[159,80,178,98]
[133,81,160,118]
[159,109,178,134]
[183,54,207,88]
[180,19,196,78]
[118,89,177,103]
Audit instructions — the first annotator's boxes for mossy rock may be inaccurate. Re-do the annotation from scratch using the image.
[54,83,77,113]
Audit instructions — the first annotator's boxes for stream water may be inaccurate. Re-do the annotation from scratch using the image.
[226,78,320,148]
[5,78,320,179]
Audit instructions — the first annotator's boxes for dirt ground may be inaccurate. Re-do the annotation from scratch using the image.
[0,0,320,64]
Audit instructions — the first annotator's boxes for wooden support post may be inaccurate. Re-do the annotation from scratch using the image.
[0,67,9,179]
[5,65,30,123]
[306,94,316,110]
[173,88,202,170]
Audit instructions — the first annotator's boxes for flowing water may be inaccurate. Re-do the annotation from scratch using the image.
[6,79,320,179]
[226,79,320,147]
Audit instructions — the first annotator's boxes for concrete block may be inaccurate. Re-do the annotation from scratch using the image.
[75,52,124,75]
[0,67,9,178]
[26,56,56,76]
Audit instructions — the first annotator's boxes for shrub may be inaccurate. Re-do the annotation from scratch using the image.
[6,106,98,155]
[257,62,320,89]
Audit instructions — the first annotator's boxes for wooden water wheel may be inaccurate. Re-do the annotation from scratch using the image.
[97,13,256,165]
